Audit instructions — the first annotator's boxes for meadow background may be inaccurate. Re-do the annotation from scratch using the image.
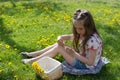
[0,0,120,80]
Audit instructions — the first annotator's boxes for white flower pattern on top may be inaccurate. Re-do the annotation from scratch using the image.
[85,33,102,68]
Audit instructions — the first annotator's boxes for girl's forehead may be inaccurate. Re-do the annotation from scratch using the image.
[73,20,84,27]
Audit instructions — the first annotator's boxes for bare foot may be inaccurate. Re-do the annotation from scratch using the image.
[21,52,39,58]
[21,59,34,64]
[21,52,33,58]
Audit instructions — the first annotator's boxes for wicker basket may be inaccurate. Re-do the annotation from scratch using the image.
[33,57,63,80]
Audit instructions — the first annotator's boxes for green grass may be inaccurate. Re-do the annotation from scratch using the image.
[0,0,120,80]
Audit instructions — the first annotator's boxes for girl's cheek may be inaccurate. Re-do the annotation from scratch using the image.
[77,30,81,34]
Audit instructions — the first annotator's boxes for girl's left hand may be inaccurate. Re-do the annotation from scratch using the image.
[65,46,75,57]
[57,39,65,47]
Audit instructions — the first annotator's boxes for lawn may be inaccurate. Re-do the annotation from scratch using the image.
[0,0,120,80]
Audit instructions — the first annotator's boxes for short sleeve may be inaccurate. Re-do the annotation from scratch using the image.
[87,36,100,50]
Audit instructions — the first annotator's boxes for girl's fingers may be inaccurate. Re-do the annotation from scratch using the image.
[65,46,71,53]
[65,47,74,56]
[57,40,64,47]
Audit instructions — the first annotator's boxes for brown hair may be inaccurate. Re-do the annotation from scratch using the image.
[72,9,101,56]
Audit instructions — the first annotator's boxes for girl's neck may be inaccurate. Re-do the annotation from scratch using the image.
[80,35,84,40]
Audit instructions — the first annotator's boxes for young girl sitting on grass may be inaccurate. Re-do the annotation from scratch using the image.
[21,9,109,75]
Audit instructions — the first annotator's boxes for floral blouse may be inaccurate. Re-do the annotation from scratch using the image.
[85,33,102,68]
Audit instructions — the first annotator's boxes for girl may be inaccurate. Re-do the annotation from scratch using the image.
[21,9,106,75]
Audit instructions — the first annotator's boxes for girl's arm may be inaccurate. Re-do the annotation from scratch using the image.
[75,49,96,66]
[57,34,73,47]
[58,34,73,41]
[65,46,96,66]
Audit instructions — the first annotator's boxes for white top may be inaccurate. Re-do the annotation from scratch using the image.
[85,33,102,69]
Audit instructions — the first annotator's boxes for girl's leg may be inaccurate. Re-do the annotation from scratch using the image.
[26,43,57,57]
[22,44,74,65]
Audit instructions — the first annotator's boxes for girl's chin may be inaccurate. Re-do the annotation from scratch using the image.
[77,33,84,37]
[80,35,85,37]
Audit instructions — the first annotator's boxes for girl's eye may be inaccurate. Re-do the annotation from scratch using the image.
[78,28,83,30]
[75,27,82,29]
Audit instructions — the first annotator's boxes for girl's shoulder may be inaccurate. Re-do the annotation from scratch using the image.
[87,33,102,50]
[91,33,102,41]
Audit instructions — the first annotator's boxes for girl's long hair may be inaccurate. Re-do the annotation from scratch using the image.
[72,9,101,56]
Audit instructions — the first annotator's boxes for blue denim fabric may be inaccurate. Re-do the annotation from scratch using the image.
[72,59,88,69]
[62,57,110,75]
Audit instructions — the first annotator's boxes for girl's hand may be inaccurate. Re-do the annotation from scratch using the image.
[57,36,63,41]
[65,46,75,57]
[57,40,65,47]
[57,36,65,47]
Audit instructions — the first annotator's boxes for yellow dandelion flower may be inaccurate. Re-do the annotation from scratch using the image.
[32,61,37,68]
[109,21,113,25]
[40,68,45,73]
[63,14,70,22]
[0,69,3,73]
[14,75,18,80]
[104,52,107,54]
[6,45,10,49]
[65,19,69,22]
[42,75,48,79]
[36,41,40,45]
[32,61,45,74]
[14,48,17,50]
[0,43,2,46]
[44,7,48,11]
[44,16,48,20]
[8,62,12,65]
[14,75,17,78]
[50,34,54,37]
[112,19,115,22]
[56,18,60,22]
[46,38,50,41]
[48,23,52,26]
[109,48,112,52]
[27,9,31,11]
[95,18,99,21]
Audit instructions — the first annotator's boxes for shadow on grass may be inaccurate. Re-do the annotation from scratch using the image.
[22,1,66,16]
[92,64,117,80]
[96,22,120,59]
[0,17,35,53]
[86,0,120,8]
[1,0,66,16]
[0,0,33,2]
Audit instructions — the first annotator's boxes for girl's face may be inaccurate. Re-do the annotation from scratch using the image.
[74,21,86,37]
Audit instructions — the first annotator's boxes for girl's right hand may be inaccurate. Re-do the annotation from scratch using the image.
[57,36,63,41]
[57,36,65,47]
